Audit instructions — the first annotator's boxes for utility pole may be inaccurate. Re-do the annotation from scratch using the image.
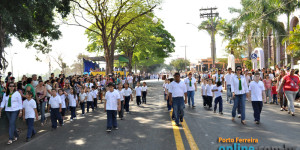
[200,7,218,68]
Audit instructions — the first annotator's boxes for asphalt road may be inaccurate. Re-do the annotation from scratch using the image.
[1,80,300,150]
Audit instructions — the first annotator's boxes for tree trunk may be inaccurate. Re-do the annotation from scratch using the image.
[263,38,268,68]
[0,16,7,71]
[247,36,252,60]
[127,51,133,74]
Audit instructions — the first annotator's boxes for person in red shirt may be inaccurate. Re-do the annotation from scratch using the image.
[278,68,299,116]
[271,81,278,105]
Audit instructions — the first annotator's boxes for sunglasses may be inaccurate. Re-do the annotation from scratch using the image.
[237,69,242,71]
[9,85,15,87]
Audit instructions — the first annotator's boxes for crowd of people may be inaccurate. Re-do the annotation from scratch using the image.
[163,65,299,126]
[0,72,148,145]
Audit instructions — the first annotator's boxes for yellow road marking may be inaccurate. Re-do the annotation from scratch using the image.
[169,111,185,150]
[182,119,199,150]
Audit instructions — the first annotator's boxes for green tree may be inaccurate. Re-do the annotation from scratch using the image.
[0,0,71,70]
[282,25,300,56]
[170,59,190,72]
[70,0,159,75]
[225,38,246,62]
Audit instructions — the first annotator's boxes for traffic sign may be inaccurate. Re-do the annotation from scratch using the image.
[251,53,257,59]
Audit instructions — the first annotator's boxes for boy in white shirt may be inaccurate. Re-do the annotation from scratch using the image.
[141,82,148,104]
[212,81,223,114]
[22,91,38,142]
[123,83,133,113]
[48,89,63,130]
[135,82,142,106]
[105,83,121,132]
[79,88,87,115]
[249,73,266,124]
[86,88,94,112]
[58,89,67,122]
[92,86,98,109]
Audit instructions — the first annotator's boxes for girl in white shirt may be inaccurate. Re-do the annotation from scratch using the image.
[79,88,87,115]
[22,91,38,142]
[201,79,207,107]
[142,82,148,104]
[135,82,142,106]
[205,79,214,110]
[68,88,78,121]
[58,89,68,121]
[0,82,22,144]
[86,88,94,112]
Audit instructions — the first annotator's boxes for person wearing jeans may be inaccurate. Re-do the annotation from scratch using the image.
[278,68,299,116]
[169,73,187,126]
[184,72,197,108]
[0,82,23,145]
[225,68,234,104]
[231,66,250,125]
[263,75,272,103]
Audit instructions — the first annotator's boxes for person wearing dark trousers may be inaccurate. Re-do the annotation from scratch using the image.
[117,83,125,120]
[68,88,78,122]
[105,83,121,132]
[141,82,148,104]
[205,79,214,110]
[123,83,133,113]
[92,86,98,109]
[212,81,223,114]
[135,82,142,106]
[249,73,266,124]
[86,88,94,112]
[169,73,187,127]
[79,88,87,115]
[201,79,207,107]
[48,89,63,130]
[22,91,39,142]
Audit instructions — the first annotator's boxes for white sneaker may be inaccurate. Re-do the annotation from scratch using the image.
[74,117,77,120]
[70,119,73,122]
[238,114,241,118]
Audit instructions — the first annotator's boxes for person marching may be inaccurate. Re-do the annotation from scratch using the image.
[86,88,94,113]
[117,83,125,120]
[184,71,197,108]
[135,82,142,106]
[141,82,148,104]
[58,89,67,122]
[123,83,133,114]
[231,66,250,125]
[0,82,23,145]
[22,91,39,142]
[165,79,172,111]
[212,81,223,115]
[168,73,187,126]
[205,79,214,110]
[79,88,87,116]
[68,88,78,122]
[249,73,266,124]
[214,70,224,85]
[104,83,121,132]
[92,86,98,109]
[48,89,63,130]
[224,68,234,104]
[201,79,207,107]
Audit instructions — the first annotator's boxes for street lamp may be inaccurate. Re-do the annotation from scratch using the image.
[11,52,18,76]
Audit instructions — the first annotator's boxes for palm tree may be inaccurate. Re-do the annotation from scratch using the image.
[225,38,247,63]
[217,19,240,54]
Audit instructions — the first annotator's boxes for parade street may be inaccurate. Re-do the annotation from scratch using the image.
[2,80,300,150]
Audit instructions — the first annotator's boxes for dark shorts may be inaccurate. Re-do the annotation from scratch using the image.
[61,108,66,116]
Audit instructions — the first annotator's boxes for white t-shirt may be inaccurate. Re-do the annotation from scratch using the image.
[59,94,67,108]
[85,83,93,89]
[168,81,187,98]
[68,94,77,107]
[215,74,223,82]
[46,84,52,97]
[23,99,37,119]
[142,86,147,92]
[184,77,196,91]
[224,73,234,86]
[205,84,214,97]
[105,90,121,110]
[201,84,206,96]
[79,93,87,102]
[49,95,62,109]
[32,80,39,89]
[92,90,98,99]
[249,81,265,101]
[118,89,124,101]
[135,86,142,96]
[212,85,222,98]
[87,92,93,102]
[127,76,133,83]
[123,88,132,96]
[0,92,23,111]
[269,74,274,80]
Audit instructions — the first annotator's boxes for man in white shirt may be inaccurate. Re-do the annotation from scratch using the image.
[127,74,133,88]
[104,83,121,132]
[169,73,187,126]
[48,89,63,130]
[224,68,234,104]
[32,74,39,89]
[184,72,197,108]
[249,73,266,124]
[214,70,224,84]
